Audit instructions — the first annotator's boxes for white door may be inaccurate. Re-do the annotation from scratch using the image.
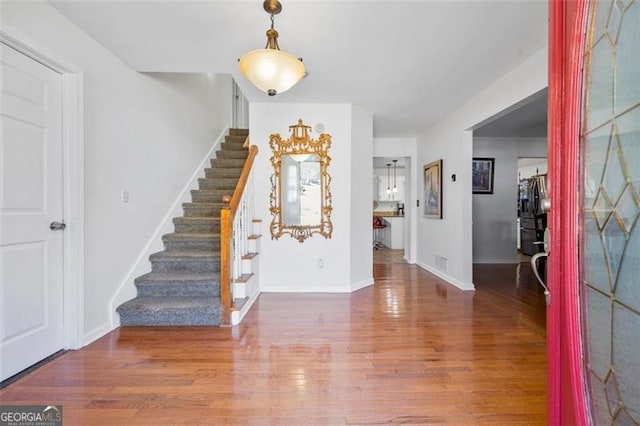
[1,43,64,381]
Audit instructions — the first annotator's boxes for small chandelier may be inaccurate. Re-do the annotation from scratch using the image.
[238,0,305,96]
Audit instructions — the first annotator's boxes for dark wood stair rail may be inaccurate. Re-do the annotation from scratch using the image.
[220,138,258,324]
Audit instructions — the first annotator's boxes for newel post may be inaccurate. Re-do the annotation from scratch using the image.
[220,194,232,325]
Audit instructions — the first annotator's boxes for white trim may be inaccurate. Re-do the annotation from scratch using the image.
[416,261,476,291]
[1,28,86,350]
[230,288,260,326]
[109,126,230,329]
[260,284,355,293]
[350,278,374,292]
[83,322,113,347]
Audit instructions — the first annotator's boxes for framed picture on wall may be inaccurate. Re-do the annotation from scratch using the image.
[472,158,495,194]
[423,159,443,219]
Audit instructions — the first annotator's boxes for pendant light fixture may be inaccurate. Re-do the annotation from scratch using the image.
[393,160,398,192]
[238,0,305,96]
[386,163,392,195]
[392,159,398,193]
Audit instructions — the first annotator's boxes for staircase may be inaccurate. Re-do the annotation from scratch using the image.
[117,128,251,326]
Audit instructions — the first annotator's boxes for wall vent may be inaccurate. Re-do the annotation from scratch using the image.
[436,255,448,273]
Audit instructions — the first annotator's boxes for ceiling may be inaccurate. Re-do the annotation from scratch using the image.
[373,158,406,169]
[49,0,548,138]
[473,88,548,137]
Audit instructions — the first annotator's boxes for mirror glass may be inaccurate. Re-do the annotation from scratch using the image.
[281,154,321,226]
[269,119,332,242]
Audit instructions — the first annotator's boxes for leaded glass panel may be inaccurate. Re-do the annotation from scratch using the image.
[581,0,640,424]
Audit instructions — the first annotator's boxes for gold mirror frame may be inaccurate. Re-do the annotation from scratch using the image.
[269,119,333,242]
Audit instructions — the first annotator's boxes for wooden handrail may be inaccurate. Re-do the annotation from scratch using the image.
[220,139,258,324]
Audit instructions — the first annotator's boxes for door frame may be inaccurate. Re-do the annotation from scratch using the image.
[1,28,85,350]
[547,0,589,424]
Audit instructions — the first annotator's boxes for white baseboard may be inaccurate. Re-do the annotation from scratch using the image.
[108,126,230,328]
[260,283,354,293]
[351,278,374,292]
[83,322,115,347]
[262,278,374,293]
[231,288,261,325]
[416,261,475,291]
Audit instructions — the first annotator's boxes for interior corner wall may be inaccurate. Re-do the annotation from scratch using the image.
[373,137,418,263]
[250,103,372,292]
[2,1,232,343]
[416,47,548,290]
[472,137,547,264]
[350,106,374,291]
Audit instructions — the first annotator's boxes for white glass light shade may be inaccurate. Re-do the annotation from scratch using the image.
[239,48,305,96]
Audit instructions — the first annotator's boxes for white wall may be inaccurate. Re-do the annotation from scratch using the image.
[350,106,374,289]
[472,137,547,263]
[373,138,418,263]
[2,1,232,342]
[416,48,548,290]
[250,103,373,292]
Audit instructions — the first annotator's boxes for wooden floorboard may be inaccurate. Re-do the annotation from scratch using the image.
[1,251,547,424]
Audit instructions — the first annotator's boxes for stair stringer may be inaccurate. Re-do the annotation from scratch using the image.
[109,125,229,328]
[230,220,262,325]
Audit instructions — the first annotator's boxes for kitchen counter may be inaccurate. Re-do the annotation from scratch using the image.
[373,211,403,217]
[373,214,404,249]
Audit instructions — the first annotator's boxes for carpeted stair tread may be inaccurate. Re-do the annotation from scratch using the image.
[134,272,221,297]
[216,150,249,159]
[205,167,243,178]
[150,250,221,260]
[198,177,238,190]
[173,216,221,224]
[117,296,221,326]
[163,232,220,241]
[190,190,231,203]
[229,128,249,136]
[173,216,221,233]
[211,158,246,168]
[221,142,248,151]
[136,271,220,283]
[117,127,249,326]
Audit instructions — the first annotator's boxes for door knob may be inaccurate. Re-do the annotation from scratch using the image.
[531,228,551,306]
[531,252,550,306]
[50,221,66,231]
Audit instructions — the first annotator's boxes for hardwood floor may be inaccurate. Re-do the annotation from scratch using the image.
[1,258,547,425]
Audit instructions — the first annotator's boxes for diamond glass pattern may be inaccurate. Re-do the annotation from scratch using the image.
[607,1,623,42]
[603,139,628,203]
[582,0,640,424]
[614,0,640,115]
[593,187,614,229]
[614,185,640,234]
[593,0,614,40]
[613,303,640,421]
[586,287,612,379]
[606,371,623,416]
[602,210,628,288]
[617,106,640,192]
[587,36,615,131]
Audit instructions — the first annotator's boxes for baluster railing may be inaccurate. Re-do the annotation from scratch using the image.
[220,140,258,324]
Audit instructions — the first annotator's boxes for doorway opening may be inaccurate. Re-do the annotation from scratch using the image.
[373,156,409,264]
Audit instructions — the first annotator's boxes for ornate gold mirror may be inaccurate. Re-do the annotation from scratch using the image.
[269,119,332,242]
